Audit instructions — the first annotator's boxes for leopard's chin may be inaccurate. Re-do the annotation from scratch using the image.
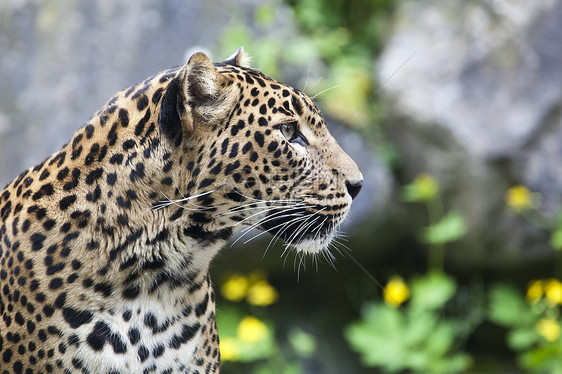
[289,233,335,254]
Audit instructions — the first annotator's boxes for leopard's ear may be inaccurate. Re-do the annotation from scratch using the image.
[221,47,251,67]
[158,52,234,146]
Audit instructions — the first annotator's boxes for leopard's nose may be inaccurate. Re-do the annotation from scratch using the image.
[345,180,363,200]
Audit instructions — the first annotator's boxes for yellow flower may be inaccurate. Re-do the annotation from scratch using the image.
[247,280,279,306]
[221,274,249,302]
[383,277,410,308]
[536,318,561,342]
[220,337,239,361]
[237,316,269,343]
[544,279,562,305]
[505,185,537,212]
[526,280,544,303]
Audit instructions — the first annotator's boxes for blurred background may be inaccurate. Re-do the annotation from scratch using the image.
[2,0,562,372]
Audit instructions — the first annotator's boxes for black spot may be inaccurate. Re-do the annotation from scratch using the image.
[128,328,140,345]
[86,321,109,351]
[83,124,96,141]
[229,143,239,158]
[62,307,93,328]
[242,142,253,154]
[268,141,279,152]
[221,138,229,155]
[122,139,136,151]
[137,94,149,111]
[123,285,140,299]
[94,283,113,297]
[224,160,240,175]
[57,168,70,181]
[138,345,150,362]
[169,208,183,221]
[85,168,103,185]
[59,195,77,211]
[48,278,63,290]
[142,258,165,270]
[109,153,124,165]
[195,294,209,317]
[152,87,163,104]
[209,162,223,175]
[144,312,157,331]
[169,323,201,349]
[254,132,264,147]
[29,233,46,251]
[32,183,54,201]
[54,292,66,309]
[291,95,303,115]
[106,173,117,185]
[2,348,12,363]
[129,163,145,182]
[198,178,215,189]
[43,219,56,231]
[27,320,36,334]
[153,344,165,358]
[119,108,129,127]
[190,212,211,224]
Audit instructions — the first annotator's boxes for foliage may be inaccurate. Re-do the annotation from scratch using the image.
[345,174,482,373]
[488,282,562,373]
[345,272,476,373]
[401,173,468,271]
[485,187,562,373]
[216,271,317,374]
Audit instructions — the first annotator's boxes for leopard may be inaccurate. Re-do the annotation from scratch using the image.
[0,47,363,374]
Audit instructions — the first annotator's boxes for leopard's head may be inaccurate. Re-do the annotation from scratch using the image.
[158,48,363,254]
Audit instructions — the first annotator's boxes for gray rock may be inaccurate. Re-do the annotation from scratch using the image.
[380,0,562,160]
[378,0,562,267]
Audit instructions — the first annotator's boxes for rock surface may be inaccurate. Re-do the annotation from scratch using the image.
[378,0,562,267]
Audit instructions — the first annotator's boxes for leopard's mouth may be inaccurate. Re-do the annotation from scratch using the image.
[259,206,342,253]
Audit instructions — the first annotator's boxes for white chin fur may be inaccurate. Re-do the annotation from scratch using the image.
[290,233,334,254]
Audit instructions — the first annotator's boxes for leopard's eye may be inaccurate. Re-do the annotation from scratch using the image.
[280,121,309,146]
[281,122,296,140]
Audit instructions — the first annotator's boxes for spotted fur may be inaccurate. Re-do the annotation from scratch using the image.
[0,48,362,373]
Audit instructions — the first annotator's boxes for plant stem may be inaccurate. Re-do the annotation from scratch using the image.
[426,197,445,272]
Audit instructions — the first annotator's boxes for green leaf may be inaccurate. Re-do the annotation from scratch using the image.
[507,328,540,351]
[401,174,440,202]
[344,303,408,370]
[422,212,467,245]
[410,272,456,312]
[488,284,535,327]
[429,353,472,374]
[550,229,562,251]
[520,343,562,373]
[288,328,317,358]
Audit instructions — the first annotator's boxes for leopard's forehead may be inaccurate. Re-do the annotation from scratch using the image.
[215,64,325,130]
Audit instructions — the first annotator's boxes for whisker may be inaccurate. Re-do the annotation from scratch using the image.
[311,84,344,100]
